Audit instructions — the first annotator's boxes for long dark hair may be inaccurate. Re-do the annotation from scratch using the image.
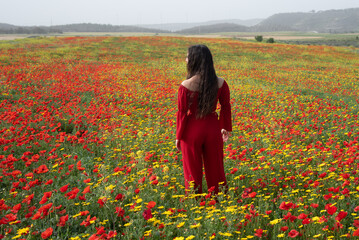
[186,45,218,118]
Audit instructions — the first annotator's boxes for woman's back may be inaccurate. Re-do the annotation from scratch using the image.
[181,76,224,92]
[179,77,227,118]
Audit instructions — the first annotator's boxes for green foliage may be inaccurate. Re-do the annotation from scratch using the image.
[255,35,263,42]
[266,37,275,43]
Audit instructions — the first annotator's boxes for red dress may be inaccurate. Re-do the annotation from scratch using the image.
[176,80,232,194]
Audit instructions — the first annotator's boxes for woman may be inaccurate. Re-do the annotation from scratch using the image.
[176,44,232,194]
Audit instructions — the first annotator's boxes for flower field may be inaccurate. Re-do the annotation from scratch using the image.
[1,36,359,239]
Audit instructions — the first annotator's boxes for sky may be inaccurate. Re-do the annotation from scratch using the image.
[1,0,359,26]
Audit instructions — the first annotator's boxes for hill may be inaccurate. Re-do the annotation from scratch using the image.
[177,23,249,34]
[255,8,359,33]
[176,8,359,34]
[139,19,263,32]
[0,23,16,30]
[0,23,169,34]
[51,23,169,33]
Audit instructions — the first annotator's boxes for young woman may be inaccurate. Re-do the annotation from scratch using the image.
[176,44,232,194]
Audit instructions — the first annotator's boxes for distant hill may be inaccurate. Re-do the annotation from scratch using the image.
[51,23,169,33]
[177,23,249,34]
[255,8,359,33]
[139,19,263,32]
[0,24,62,34]
[0,23,16,30]
[0,23,169,34]
[176,8,359,34]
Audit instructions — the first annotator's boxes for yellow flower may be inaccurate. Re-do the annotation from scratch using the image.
[177,222,185,228]
[105,185,116,191]
[186,236,195,240]
[219,232,233,237]
[269,218,282,225]
[277,234,285,238]
[173,237,184,240]
[124,222,132,227]
[144,230,152,237]
[70,237,81,240]
[190,223,201,228]
[162,210,174,215]
[16,227,30,235]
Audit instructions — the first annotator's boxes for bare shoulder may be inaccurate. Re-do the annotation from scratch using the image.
[181,77,199,91]
[218,77,225,88]
[181,79,190,87]
[181,79,193,91]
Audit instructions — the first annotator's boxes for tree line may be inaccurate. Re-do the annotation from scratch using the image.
[0,27,62,34]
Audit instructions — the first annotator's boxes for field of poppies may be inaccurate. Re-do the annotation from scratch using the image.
[0,36,359,239]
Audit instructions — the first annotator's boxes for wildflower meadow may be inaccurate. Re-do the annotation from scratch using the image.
[0,36,359,239]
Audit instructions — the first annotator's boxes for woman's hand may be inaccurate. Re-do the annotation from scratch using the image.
[176,139,181,152]
[221,129,229,142]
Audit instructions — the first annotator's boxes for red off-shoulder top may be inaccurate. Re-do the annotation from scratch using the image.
[176,80,232,140]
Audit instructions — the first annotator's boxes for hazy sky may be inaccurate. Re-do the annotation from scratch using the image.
[1,0,359,26]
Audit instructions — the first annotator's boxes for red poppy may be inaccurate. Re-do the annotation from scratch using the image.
[35,165,49,174]
[297,213,307,219]
[288,229,299,238]
[115,193,124,200]
[39,191,52,204]
[325,204,337,215]
[147,201,156,209]
[209,200,216,205]
[80,215,96,227]
[41,227,53,239]
[302,218,311,225]
[88,234,99,240]
[311,203,319,208]
[279,201,293,210]
[57,215,69,227]
[97,198,106,207]
[248,192,257,198]
[60,184,69,193]
[281,226,289,232]
[323,193,332,200]
[143,209,153,220]
[115,207,125,217]
[335,211,347,222]
[11,203,21,213]
[45,179,53,185]
[82,186,90,194]
[319,172,327,178]
[254,229,264,237]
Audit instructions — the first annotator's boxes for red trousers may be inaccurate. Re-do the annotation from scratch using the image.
[180,113,227,194]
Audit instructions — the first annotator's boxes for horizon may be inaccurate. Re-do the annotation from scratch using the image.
[1,0,359,27]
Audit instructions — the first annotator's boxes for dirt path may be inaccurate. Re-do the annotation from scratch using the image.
[0,36,27,41]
